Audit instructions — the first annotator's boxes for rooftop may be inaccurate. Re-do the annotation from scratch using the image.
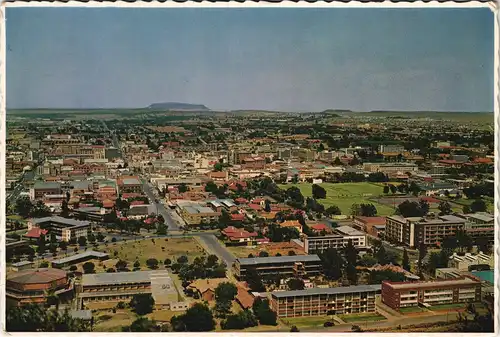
[335,225,365,236]
[237,254,321,266]
[384,276,480,290]
[32,216,91,228]
[34,181,61,190]
[51,251,109,265]
[82,270,154,286]
[272,285,381,298]
[7,268,67,284]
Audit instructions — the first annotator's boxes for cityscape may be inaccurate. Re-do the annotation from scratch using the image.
[3,6,496,334]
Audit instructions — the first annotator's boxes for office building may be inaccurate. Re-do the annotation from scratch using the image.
[234,255,322,280]
[303,226,366,254]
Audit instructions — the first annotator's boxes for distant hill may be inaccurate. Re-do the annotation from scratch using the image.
[147,102,210,111]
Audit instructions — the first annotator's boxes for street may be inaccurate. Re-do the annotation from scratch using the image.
[141,179,180,231]
[197,233,236,267]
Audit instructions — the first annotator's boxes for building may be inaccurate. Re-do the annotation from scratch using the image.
[279,220,303,234]
[448,252,494,272]
[378,144,405,154]
[180,204,221,225]
[78,270,178,309]
[10,261,35,272]
[30,181,62,200]
[303,226,366,254]
[221,226,258,246]
[353,216,386,237]
[381,276,482,310]
[233,255,322,280]
[435,267,464,280]
[117,176,143,194]
[270,285,381,318]
[51,251,109,268]
[6,268,74,307]
[28,216,91,242]
[458,212,495,245]
[385,215,466,248]
[362,163,418,174]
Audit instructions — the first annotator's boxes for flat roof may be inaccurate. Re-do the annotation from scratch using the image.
[385,277,480,290]
[238,254,321,266]
[82,270,153,286]
[122,178,141,185]
[272,285,381,298]
[34,181,61,189]
[52,251,109,265]
[335,226,365,236]
[32,216,90,228]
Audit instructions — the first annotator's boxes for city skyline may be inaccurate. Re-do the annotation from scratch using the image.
[7,7,494,112]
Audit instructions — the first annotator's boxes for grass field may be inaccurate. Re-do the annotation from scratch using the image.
[279,182,395,216]
[110,237,207,267]
[339,313,386,322]
[281,315,331,328]
[93,310,136,332]
[429,303,467,311]
[399,306,426,313]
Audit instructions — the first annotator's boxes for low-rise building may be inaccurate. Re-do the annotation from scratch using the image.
[221,226,258,246]
[448,252,494,272]
[51,251,109,268]
[353,216,386,237]
[271,285,381,318]
[180,204,221,225]
[233,255,322,280]
[30,181,62,200]
[303,226,366,254]
[381,276,482,310]
[28,216,91,242]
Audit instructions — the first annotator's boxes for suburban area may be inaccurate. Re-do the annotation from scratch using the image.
[5,108,495,333]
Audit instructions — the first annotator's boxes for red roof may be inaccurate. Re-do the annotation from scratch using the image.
[248,204,261,211]
[355,216,386,225]
[235,198,249,204]
[473,157,493,164]
[310,223,330,232]
[231,213,246,221]
[25,228,48,239]
[251,198,263,204]
[420,196,440,203]
[130,201,145,206]
[122,193,142,199]
[222,226,257,239]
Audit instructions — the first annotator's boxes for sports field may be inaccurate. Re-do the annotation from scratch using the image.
[279,182,395,216]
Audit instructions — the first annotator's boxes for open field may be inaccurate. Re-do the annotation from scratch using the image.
[93,310,136,332]
[227,241,306,258]
[339,313,386,322]
[110,237,207,267]
[429,303,467,311]
[279,182,395,216]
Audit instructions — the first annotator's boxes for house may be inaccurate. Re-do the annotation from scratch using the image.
[309,223,331,234]
[221,226,258,246]
[279,220,302,234]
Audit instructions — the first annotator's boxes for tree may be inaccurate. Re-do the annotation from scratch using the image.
[39,261,49,268]
[206,254,219,268]
[375,245,388,265]
[16,197,34,218]
[170,303,216,332]
[351,203,361,216]
[178,183,188,193]
[164,258,172,266]
[344,239,357,266]
[259,251,269,257]
[264,199,272,212]
[312,184,327,199]
[389,184,397,195]
[6,304,90,332]
[245,268,265,292]
[214,163,223,172]
[61,200,70,218]
[59,240,68,252]
[286,278,305,290]
[368,270,406,283]
[221,310,258,330]
[402,248,411,271]
[156,222,168,235]
[37,234,47,256]
[417,242,427,276]
[77,236,87,247]
[128,317,158,332]
[177,255,188,264]
[87,233,96,244]
[463,205,472,214]
[115,260,128,271]
[325,205,341,216]
[129,294,155,316]
[359,203,377,217]
[215,282,238,317]
[134,260,141,269]
[470,199,487,213]
[146,258,159,270]
[286,186,304,207]
[359,254,378,267]
[346,263,358,285]
[397,200,428,218]
[438,201,452,216]
[290,325,300,332]
[319,248,343,280]
[383,185,389,194]
[252,298,277,326]
[82,262,95,274]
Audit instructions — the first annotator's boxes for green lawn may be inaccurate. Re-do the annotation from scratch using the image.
[429,303,467,311]
[281,315,331,328]
[279,182,396,216]
[339,313,386,322]
[399,306,425,313]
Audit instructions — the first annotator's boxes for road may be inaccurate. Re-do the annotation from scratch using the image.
[101,120,121,156]
[197,233,236,267]
[141,179,180,231]
[7,170,35,203]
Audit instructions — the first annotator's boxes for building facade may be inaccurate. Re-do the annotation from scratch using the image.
[233,255,322,280]
[28,216,91,242]
[303,226,366,254]
[381,276,481,310]
[271,285,381,318]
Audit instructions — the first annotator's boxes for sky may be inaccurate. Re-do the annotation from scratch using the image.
[6,7,494,112]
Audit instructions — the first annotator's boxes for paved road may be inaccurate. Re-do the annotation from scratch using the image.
[141,179,180,231]
[101,120,121,156]
[197,233,236,267]
[7,170,35,202]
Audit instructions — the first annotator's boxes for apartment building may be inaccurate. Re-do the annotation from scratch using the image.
[30,181,62,200]
[303,226,366,254]
[78,270,178,309]
[378,144,405,154]
[457,212,495,245]
[233,255,322,280]
[271,285,381,318]
[448,252,494,272]
[385,215,466,248]
[363,163,418,174]
[381,276,482,310]
[28,216,91,242]
[180,204,221,225]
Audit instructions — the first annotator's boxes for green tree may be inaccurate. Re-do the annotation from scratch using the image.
[470,199,487,213]
[383,185,390,194]
[146,258,159,270]
[319,248,343,280]
[128,317,158,332]
[245,268,265,292]
[129,294,155,316]
[15,197,34,218]
[402,248,411,271]
[290,325,300,332]
[214,163,223,172]
[178,183,188,193]
[438,201,452,216]
[82,262,95,274]
[286,278,305,290]
[215,282,238,318]
[170,303,216,332]
[252,298,277,326]
[375,245,388,265]
[77,236,87,247]
[37,234,47,256]
[325,205,341,216]
[346,263,358,285]
[312,184,327,199]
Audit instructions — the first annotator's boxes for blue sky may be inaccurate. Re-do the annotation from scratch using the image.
[6,7,494,112]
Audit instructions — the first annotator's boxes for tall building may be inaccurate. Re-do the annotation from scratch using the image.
[385,215,466,248]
